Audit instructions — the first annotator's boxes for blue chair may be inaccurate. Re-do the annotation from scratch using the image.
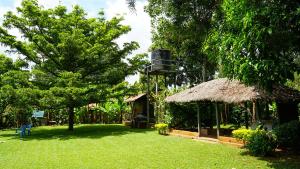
[26,124,32,136]
[20,124,32,137]
[20,125,26,137]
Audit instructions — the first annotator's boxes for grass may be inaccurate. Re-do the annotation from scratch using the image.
[213,123,241,129]
[0,124,299,169]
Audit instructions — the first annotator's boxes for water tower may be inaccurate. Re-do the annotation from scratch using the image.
[144,49,175,126]
[150,49,172,72]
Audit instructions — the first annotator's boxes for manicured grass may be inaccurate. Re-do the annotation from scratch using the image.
[0,124,299,169]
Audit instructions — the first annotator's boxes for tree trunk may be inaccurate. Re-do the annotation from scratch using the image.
[68,106,74,131]
[202,60,206,82]
[120,111,123,124]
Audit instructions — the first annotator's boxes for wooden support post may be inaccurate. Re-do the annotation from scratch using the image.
[209,104,213,129]
[146,66,150,125]
[197,103,201,137]
[215,103,220,138]
[244,102,249,129]
[252,101,256,123]
[224,104,228,125]
[244,102,250,129]
[220,103,223,124]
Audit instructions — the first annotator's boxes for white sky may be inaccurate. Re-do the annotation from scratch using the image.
[0,0,151,84]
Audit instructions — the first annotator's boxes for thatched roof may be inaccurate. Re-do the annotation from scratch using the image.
[125,93,146,102]
[165,78,300,103]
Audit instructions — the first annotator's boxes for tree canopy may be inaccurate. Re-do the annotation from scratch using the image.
[145,0,219,84]
[204,0,300,89]
[0,54,37,127]
[0,0,145,130]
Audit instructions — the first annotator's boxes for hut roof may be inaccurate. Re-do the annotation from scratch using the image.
[165,78,300,103]
[125,93,147,102]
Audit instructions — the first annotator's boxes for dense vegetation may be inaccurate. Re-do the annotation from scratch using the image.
[139,0,300,131]
[205,0,300,88]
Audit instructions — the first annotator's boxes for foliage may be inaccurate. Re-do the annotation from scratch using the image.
[98,101,122,123]
[205,0,300,89]
[230,105,251,128]
[246,128,277,156]
[152,88,169,123]
[273,120,300,149]
[286,72,300,91]
[232,128,253,141]
[168,102,214,130]
[154,123,168,135]
[233,127,277,156]
[163,110,173,125]
[168,103,194,129]
[0,54,38,128]
[145,0,218,84]
[0,0,145,130]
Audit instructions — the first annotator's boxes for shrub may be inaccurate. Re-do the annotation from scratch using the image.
[155,123,168,135]
[246,129,277,156]
[232,127,277,156]
[273,120,300,149]
[232,128,253,142]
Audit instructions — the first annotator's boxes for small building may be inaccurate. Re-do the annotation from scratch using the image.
[125,93,155,128]
[165,78,300,138]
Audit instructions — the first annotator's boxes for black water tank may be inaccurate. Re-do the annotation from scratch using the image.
[151,49,171,71]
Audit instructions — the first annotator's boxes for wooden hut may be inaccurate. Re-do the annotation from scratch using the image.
[165,78,300,138]
[125,93,154,128]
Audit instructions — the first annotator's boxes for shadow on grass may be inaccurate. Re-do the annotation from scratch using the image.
[0,124,154,141]
[240,150,300,169]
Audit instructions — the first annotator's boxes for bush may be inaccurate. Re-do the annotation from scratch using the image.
[232,128,253,142]
[246,129,277,156]
[273,120,300,149]
[155,123,168,135]
[232,127,277,156]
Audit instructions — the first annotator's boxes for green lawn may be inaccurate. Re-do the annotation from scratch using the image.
[0,125,299,169]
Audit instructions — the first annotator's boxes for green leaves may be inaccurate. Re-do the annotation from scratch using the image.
[205,0,300,88]
[0,0,145,129]
[146,0,218,84]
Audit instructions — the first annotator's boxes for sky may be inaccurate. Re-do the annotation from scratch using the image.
[0,0,151,84]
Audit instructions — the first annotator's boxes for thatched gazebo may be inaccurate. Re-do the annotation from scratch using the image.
[165,78,300,138]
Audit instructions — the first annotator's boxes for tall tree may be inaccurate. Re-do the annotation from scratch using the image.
[146,0,219,84]
[0,0,144,130]
[205,0,300,89]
